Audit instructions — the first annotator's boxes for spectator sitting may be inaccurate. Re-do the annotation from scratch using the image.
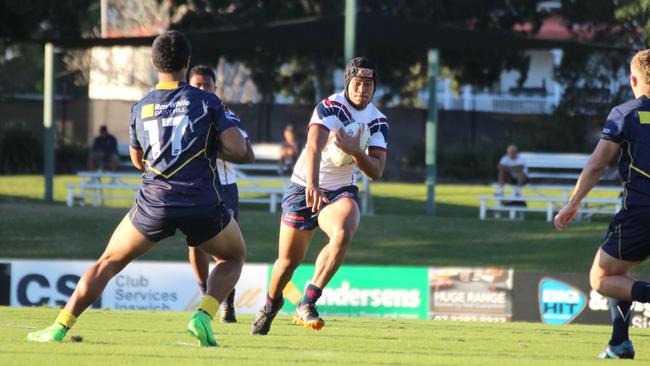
[87,125,119,172]
[279,124,300,175]
[496,144,528,196]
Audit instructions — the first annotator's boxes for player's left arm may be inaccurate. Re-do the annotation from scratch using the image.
[225,110,255,164]
[333,128,386,180]
[218,127,248,163]
[128,107,144,171]
[240,138,255,164]
[213,102,248,163]
[352,148,386,180]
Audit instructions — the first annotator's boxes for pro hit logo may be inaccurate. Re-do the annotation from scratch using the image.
[538,278,586,325]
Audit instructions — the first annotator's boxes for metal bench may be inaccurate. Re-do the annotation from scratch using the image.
[66,171,140,207]
[66,182,140,207]
[238,185,286,213]
[66,171,289,213]
[479,195,622,222]
[480,152,622,221]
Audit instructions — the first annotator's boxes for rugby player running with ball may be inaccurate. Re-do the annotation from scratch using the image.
[251,57,389,335]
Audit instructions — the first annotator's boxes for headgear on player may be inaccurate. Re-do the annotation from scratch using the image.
[344,57,378,100]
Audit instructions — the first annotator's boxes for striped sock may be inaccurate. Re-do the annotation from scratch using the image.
[300,283,322,306]
[264,294,283,315]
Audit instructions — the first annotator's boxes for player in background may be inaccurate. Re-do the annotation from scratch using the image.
[555,49,650,359]
[188,65,255,323]
[250,57,388,335]
[27,30,248,347]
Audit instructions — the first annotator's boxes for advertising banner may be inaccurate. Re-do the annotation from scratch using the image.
[276,265,429,319]
[9,260,268,314]
[429,267,513,322]
[513,272,612,326]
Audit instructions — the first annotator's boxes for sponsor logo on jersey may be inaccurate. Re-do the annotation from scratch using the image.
[639,111,650,124]
[153,99,191,117]
[141,104,154,119]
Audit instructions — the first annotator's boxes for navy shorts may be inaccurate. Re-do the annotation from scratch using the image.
[601,206,650,261]
[128,201,231,246]
[221,183,239,221]
[281,182,359,231]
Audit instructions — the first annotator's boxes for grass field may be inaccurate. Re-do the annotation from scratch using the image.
[0,175,622,272]
[1,306,647,366]
[0,175,645,365]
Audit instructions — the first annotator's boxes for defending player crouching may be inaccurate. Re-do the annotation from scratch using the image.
[250,57,389,335]
[27,31,248,347]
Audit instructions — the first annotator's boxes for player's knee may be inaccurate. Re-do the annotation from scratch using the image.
[95,256,127,278]
[330,226,356,247]
[237,243,247,262]
[276,257,301,273]
[589,268,605,293]
[220,241,247,263]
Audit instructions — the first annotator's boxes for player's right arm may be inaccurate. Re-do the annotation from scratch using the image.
[554,108,623,230]
[304,100,341,211]
[304,124,330,212]
[128,106,144,171]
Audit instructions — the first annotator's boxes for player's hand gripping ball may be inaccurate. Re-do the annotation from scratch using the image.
[327,122,370,167]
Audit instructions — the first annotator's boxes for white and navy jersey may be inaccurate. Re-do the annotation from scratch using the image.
[291,92,389,191]
[216,107,248,185]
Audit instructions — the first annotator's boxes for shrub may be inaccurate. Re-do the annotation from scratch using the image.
[0,122,43,174]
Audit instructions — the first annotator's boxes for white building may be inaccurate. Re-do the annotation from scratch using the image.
[87,1,629,115]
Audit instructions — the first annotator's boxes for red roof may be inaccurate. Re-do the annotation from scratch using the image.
[514,15,597,41]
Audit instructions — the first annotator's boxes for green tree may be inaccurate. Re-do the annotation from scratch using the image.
[614,0,650,47]
[0,0,99,97]
[555,0,637,119]
[166,0,339,104]
[167,0,544,106]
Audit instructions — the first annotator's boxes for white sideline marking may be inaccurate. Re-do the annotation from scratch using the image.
[173,341,197,347]
[0,323,36,329]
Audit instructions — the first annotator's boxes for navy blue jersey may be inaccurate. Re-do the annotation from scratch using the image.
[601,95,650,208]
[129,81,237,212]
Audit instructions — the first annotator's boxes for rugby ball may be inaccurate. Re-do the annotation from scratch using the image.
[328,122,371,167]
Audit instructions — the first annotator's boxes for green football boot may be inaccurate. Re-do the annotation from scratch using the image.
[27,323,67,343]
[186,311,218,347]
